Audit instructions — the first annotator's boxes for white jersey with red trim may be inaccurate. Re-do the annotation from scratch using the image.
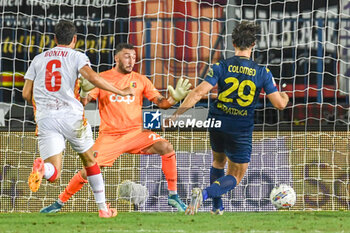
[24,46,90,121]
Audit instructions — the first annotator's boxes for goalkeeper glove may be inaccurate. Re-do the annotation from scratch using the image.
[117,180,149,205]
[79,77,95,98]
[167,77,192,102]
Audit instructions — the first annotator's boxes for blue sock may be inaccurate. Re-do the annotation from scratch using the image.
[210,167,225,209]
[204,175,237,200]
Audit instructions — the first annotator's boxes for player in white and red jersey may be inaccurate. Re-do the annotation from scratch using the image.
[25,45,90,121]
[22,20,134,218]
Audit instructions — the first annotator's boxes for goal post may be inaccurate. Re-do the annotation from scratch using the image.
[1,0,349,212]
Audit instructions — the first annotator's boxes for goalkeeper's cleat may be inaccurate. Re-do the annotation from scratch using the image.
[168,194,187,212]
[28,158,45,192]
[210,207,224,215]
[185,188,203,215]
[40,201,63,213]
[99,203,118,218]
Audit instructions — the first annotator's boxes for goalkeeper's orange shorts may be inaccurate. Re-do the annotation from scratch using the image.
[93,129,167,167]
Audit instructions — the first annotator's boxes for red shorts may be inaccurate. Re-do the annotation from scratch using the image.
[93,129,167,167]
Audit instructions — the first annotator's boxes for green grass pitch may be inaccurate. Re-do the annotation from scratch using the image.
[0,211,349,233]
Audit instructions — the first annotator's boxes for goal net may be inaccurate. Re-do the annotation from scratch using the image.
[1,0,348,212]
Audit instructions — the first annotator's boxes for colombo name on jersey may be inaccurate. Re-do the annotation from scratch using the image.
[204,56,278,134]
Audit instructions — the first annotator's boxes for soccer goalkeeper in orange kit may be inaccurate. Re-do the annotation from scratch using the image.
[40,43,192,213]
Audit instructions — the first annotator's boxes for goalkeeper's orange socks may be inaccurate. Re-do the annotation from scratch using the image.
[59,171,87,203]
[203,175,237,201]
[161,152,177,191]
[210,167,225,210]
[59,152,178,206]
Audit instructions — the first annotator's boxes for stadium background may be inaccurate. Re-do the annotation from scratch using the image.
[1,0,349,212]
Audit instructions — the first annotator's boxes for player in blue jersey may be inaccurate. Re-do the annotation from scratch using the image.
[168,21,289,215]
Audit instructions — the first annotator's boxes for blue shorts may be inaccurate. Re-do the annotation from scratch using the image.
[209,130,252,163]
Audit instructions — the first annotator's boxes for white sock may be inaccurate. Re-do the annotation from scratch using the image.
[169,190,177,195]
[44,163,55,180]
[87,173,107,210]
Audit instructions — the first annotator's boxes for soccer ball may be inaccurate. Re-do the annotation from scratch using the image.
[270,184,296,209]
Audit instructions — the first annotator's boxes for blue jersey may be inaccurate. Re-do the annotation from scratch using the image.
[205,56,278,134]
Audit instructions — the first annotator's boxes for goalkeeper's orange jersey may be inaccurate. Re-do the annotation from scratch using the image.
[89,68,160,134]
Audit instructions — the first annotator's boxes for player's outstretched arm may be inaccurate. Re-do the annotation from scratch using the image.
[267,91,289,110]
[79,65,135,96]
[22,80,34,103]
[171,81,213,120]
[152,95,177,110]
